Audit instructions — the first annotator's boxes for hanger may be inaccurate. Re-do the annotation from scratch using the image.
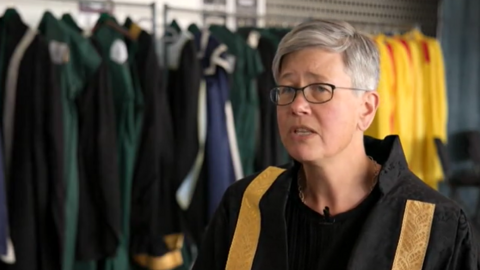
[114,21,134,39]
[158,25,179,43]
[92,13,134,40]
[108,20,135,40]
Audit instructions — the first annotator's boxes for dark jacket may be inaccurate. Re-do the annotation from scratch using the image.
[193,135,480,270]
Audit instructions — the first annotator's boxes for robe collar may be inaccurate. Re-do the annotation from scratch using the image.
[288,135,410,196]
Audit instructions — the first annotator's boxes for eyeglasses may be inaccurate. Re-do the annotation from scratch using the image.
[270,83,371,106]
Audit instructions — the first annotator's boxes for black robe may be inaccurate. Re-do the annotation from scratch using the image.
[193,135,480,270]
[0,13,64,270]
[76,37,121,261]
[125,20,182,268]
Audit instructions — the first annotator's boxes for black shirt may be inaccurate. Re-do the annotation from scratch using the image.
[286,175,381,270]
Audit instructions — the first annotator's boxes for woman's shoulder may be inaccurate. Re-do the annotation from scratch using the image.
[390,171,464,216]
[222,163,292,207]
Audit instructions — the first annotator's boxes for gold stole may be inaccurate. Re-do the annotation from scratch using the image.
[225,166,436,270]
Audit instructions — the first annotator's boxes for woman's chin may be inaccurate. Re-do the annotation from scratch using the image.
[288,146,323,163]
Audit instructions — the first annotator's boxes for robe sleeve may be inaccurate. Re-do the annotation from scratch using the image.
[447,211,480,270]
[191,192,232,270]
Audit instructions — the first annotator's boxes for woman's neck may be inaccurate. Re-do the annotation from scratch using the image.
[300,147,380,216]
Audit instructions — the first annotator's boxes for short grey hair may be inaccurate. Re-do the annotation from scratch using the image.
[272,19,380,90]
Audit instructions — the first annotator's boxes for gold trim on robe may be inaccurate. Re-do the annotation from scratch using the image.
[133,233,185,270]
[391,200,435,270]
[226,166,286,270]
[128,22,143,40]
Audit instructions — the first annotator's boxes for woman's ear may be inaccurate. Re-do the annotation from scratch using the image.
[358,90,379,131]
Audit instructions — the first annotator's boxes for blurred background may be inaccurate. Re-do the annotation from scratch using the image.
[0,0,478,269]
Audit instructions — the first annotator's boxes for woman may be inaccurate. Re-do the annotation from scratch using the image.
[192,20,479,270]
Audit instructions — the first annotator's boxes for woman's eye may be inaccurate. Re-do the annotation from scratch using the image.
[280,87,295,94]
[315,86,328,92]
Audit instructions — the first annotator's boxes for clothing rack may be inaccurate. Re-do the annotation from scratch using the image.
[38,0,158,38]
[163,4,419,34]
[160,4,421,92]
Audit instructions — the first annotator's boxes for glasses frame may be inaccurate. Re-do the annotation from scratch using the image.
[270,83,371,106]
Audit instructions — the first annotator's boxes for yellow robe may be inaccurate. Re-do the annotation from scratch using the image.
[385,37,414,169]
[395,36,426,182]
[405,29,448,189]
[366,35,395,139]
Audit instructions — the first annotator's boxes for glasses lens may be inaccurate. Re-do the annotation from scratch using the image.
[304,84,333,103]
[270,87,295,105]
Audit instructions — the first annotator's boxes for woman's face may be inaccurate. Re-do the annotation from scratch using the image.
[276,47,376,163]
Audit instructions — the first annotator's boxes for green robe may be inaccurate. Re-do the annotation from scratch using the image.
[236,27,291,166]
[92,14,143,270]
[37,12,101,270]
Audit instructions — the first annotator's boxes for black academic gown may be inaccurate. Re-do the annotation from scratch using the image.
[167,32,201,196]
[125,20,182,265]
[75,37,121,261]
[0,12,64,270]
[58,14,121,261]
[193,135,480,270]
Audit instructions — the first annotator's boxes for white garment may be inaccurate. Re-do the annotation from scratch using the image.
[156,31,193,70]
[176,80,208,210]
[109,39,128,64]
[225,102,244,180]
[203,38,235,76]
[247,30,261,49]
